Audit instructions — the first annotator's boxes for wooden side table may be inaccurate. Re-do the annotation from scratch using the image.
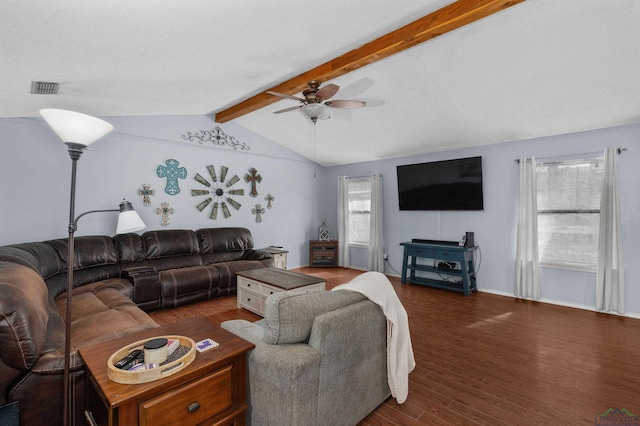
[309,240,339,267]
[79,317,254,426]
[258,246,288,269]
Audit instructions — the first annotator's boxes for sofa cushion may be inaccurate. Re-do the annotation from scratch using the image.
[263,290,366,345]
[143,230,199,259]
[143,230,201,270]
[0,246,42,275]
[158,265,221,308]
[197,227,253,264]
[55,279,158,349]
[114,232,146,264]
[0,242,63,280]
[46,236,118,271]
[0,262,50,370]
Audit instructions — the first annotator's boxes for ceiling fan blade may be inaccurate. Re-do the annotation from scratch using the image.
[273,105,303,114]
[316,83,339,101]
[267,91,305,102]
[325,100,367,109]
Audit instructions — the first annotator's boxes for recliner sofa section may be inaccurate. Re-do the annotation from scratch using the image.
[112,227,274,309]
[0,226,272,426]
[0,227,272,312]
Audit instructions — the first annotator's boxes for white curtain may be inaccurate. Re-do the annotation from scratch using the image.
[596,147,625,314]
[337,176,350,267]
[368,174,384,272]
[515,157,541,300]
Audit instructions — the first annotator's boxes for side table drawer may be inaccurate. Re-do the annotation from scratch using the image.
[140,366,233,426]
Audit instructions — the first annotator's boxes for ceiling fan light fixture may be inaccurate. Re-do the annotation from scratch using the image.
[301,103,330,121]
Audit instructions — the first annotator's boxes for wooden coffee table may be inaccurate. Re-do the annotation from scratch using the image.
[79,317,254,426]
[237,268,326,316]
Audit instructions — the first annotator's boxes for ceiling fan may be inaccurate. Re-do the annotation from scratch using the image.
[267,80,366,122]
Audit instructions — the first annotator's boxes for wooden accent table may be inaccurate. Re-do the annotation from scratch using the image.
[79,317,254,426]
[309,240,339,267]
[237,268,326,316]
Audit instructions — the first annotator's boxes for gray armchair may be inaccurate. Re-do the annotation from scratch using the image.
[222,289,390,426]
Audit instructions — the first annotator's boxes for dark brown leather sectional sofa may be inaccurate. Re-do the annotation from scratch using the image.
[0,227,273,426]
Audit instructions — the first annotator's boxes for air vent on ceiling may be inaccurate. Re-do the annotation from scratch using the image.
[31,81,59,95]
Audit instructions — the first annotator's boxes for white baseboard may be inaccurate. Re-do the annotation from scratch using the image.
[477,288,640,319]
[379,269,640,320]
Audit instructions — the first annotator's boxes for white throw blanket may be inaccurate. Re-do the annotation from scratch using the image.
[332,271,416,403]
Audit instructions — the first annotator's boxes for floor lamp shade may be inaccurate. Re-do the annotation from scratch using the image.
[40,108,113,146]
[117,201,146,234]
[39,108,117,426]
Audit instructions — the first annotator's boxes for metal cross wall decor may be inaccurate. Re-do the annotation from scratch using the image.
[264,193,274,209]
[138,183,155,206]
[245,167,262,197]
[156,202,174,226]
[252,204,265,223]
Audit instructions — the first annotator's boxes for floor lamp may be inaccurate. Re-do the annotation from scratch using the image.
[40,109,147,426]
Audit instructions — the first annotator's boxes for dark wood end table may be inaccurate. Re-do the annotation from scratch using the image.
[79,317,254,426]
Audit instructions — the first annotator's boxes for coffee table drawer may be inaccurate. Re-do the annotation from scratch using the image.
[239,288,261,312]
[239,277,260,292]
[259,284,278,297]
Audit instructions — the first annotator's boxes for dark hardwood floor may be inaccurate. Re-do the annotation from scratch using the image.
[150,268,640,425]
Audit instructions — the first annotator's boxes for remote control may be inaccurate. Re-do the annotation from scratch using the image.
[114,349,143,369]
[122,351,145,370]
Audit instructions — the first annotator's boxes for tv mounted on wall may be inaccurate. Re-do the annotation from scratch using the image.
[397,156,484,211]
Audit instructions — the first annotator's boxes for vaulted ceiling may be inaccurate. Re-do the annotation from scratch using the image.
[2,0,639,166]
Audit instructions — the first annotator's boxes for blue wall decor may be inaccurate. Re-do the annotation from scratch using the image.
[157,159,187,195]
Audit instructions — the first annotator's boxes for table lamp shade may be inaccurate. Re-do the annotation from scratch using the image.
[117,201,146,234]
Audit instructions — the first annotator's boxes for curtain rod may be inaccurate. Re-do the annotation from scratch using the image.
[514,147,626,163]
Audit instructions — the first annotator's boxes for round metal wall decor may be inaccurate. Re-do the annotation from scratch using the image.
[191,165,244,219]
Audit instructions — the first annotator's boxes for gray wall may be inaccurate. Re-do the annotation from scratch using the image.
[0,115,325,268]
[3,115,638,315]
[322,124,640,315]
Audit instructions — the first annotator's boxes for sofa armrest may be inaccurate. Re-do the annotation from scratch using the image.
[221,319,321,426]
[241,249,272,261]
[121,266,156,276]
[221,319,266,345]
[121,267,161,312]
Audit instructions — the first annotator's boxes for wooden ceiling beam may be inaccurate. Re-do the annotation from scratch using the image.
[214,0,525,123]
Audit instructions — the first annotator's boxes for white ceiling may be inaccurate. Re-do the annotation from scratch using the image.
[2,0,639,166]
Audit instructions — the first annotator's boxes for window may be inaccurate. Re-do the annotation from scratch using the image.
[347,178,371,245]
[536,157,603,270]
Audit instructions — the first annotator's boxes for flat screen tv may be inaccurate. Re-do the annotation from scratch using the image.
[397,156,484,211]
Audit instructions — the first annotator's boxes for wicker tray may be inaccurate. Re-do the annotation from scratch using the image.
[107,335,196,384]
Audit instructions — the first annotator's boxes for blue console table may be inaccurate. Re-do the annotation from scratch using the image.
[400,241,477,296]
